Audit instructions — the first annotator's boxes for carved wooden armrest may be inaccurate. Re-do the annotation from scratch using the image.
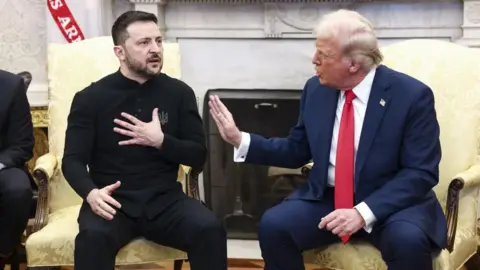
[180,165,203,201]
[446,163,480,252]
[31,153,57,233]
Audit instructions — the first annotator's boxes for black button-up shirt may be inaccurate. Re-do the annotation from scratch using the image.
[62,70,206,218]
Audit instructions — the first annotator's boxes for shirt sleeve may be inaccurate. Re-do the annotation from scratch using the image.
[354,202,377,233]
[233,132,251,162]
[61,89,98,199]
[159,85,207,167]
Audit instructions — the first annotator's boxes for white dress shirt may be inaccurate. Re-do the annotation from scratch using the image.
[233,69,378,233]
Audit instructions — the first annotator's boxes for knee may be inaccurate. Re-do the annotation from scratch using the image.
[258,208,289,242]
[0,168,32,205]
[384,222,430,254]
[197,216,226,240]
[76,227,115,246]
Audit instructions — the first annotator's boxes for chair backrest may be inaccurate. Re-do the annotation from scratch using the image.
[380,39,480,207]
[46,36,182,213]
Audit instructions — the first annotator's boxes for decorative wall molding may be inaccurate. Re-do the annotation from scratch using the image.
[27,83,49,107]
[457,0,480,47]
[130,0,166,3]
[133,0,439,3]
[161,1,463,40]
[131,0,167,36]
[123,0,480,46]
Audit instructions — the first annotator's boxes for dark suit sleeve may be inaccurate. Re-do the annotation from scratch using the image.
[364,86,441,222]
[0,78,34,168]
[61,89,97,199]
[244,80,312,168]
[160,85,207,167]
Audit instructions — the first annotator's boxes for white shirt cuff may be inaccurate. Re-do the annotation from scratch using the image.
[354,202,377,233]
[0,163,5,171]
[233,132,251,162]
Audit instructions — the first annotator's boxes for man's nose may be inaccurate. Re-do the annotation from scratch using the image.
[312,54,320,65]
[150,43,161,53]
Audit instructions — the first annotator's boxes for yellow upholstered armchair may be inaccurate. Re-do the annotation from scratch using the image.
[299,39,480,270]
[25,36,201,270]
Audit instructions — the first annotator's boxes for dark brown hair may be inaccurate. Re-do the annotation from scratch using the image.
[111,11,158,45]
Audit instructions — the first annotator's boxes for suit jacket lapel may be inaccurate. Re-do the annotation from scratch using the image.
[313,85,338,178]
[355,66,391,182]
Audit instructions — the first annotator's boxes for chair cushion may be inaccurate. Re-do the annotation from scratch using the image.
[25,205,186,267]
[303,242,452,270]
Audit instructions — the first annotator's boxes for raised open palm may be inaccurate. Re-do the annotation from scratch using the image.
[208,95,242,148]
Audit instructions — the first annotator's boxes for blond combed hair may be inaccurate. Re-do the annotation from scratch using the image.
[313,9,383,71]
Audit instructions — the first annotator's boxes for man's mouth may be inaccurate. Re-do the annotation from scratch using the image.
[148,58,161,63]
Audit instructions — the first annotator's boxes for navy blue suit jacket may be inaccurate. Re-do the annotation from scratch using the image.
[244,65,447,249]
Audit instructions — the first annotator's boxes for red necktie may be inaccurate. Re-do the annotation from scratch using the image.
[335,90,356,244]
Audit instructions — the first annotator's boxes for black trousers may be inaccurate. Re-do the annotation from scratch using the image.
[0,168,32,257]
[74,192,227,270]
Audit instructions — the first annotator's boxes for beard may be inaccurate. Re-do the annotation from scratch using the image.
[125,51,163,79]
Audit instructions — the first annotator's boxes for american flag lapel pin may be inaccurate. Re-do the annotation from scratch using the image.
[379,99,386,107]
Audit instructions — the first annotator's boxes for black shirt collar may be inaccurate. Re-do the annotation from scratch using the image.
[112,69,163,90]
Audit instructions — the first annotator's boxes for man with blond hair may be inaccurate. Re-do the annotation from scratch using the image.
[209,9,446,270]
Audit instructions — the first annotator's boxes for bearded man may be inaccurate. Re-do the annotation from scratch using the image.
[62,10,227,270]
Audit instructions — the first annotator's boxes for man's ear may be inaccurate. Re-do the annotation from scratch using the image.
[348,59,361,73]
[113,45,126,61]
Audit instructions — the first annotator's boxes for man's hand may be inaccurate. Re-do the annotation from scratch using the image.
[113,108,164,148]
[208,95,242,148]
[86,181,122,220]
[318,209,365,237]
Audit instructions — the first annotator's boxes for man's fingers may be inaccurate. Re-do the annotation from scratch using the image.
[119,138,141,145]
[209,109,221,123]
[113,127,136,138]
[96,207,114,220]
[209,109,229,127]
[337,228,351,237]
[331,222,346,235]
[105,181,121,191]
[99,200,117,215]
[210,96,231,119]
[120,112,142,125]
[319,211,337,229]
[114,119,138,131]
[325,217,342,231]
[209,99,220,116]
[214,96,232,118]
[101,193,122,209]
[152,108,159,122]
